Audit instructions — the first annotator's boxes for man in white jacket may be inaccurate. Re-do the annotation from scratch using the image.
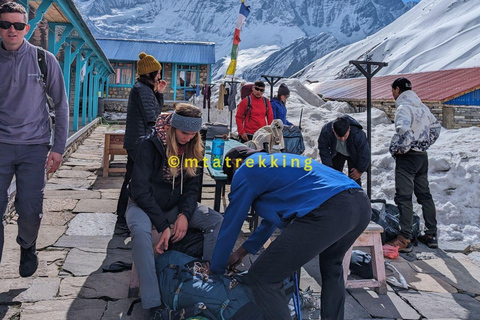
[387,78,441,252]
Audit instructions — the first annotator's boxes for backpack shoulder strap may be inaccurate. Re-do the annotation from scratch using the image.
[36,47,48,87]
[263,97,269,117]
[243,95,252,122]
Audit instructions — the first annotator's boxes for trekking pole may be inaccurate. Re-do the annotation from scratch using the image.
[298,108,303,130]
[293,272,302,320]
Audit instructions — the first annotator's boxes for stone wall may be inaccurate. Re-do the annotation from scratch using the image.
[337,99,479,129]
[108,86,131,100]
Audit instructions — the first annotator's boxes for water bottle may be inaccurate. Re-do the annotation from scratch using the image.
[211,135,225,170]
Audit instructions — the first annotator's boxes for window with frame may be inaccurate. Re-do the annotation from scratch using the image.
[109,61,134,85]
[177,65,198,88]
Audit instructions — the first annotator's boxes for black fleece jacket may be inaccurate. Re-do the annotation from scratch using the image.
[128,134,201,233]
[123,80,164,151]
[318,115,370,173]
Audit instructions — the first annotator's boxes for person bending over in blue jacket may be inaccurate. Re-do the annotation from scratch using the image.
[209,146,371,320]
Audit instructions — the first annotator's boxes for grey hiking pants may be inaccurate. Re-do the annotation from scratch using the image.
[247,188,371,320]
[126,200,223,309]
[0,143,49,263]
[395,150,437,238]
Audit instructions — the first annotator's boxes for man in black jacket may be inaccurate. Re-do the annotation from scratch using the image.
[115,52,166,235]
[318,115,370,185]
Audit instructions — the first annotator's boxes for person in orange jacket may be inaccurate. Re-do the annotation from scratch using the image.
[235,80,273,142]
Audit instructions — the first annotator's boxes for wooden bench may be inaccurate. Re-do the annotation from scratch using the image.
[343,222,387,294]
[103,132,128,177]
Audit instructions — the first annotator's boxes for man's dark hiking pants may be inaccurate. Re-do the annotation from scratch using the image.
[395,150,437,239]
[247,188,371,320]
[0,143,49,263]
[332,153,361,186]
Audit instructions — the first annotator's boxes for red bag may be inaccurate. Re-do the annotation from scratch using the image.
[240,83,254,100]
[382,244,399,259]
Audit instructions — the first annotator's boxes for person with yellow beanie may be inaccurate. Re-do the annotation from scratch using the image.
[115,52,167,236]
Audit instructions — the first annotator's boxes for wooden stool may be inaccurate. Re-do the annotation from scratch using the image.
[103,132,128,177]
[343,222,387,294]
[128,229,161,298]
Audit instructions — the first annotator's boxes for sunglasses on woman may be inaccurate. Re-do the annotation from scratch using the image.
[0,21,27,30]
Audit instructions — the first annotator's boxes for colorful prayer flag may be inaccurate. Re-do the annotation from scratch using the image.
[225,0,250,77]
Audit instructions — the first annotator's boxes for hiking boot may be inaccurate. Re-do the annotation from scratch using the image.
[418,234,438,248]
[19,243,38,277]
[114,220,130,237]
[387,235,412,253]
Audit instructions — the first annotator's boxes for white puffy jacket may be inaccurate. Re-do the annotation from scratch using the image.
[389,90,441,155]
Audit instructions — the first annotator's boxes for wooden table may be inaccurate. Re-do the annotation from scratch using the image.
[103,132,128,177]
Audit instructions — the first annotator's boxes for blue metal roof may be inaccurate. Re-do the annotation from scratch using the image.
[96,38,215,65]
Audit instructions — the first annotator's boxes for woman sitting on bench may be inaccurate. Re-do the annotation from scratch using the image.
[126,103,223,318]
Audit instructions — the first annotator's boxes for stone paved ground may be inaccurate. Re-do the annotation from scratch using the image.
[1,124,480,320]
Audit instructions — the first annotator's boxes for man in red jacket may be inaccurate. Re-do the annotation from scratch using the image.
[236,81,273,142]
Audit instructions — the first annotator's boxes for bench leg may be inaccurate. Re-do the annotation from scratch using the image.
[371,233,387,294]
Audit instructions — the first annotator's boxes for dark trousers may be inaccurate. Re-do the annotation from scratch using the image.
[332,153,361,186]
[395,151,437,238]
[248,188,371,320]
[116,149,135,225]
[0,143,49,263]
[239,133,254,143]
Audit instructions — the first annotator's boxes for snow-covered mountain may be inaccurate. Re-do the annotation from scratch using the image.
[73,0,411,80]
[294,0,480,82]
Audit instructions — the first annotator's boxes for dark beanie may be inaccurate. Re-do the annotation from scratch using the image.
[391,77,412,92]
[222,146,261,182]
[277,83,290,97]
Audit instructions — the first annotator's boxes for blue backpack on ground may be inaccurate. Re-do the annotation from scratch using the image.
[283,125,305,155]
[155,251,261,320]
[155,251,296,320]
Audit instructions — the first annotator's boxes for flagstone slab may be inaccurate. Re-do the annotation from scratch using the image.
[348,287,420,319]
[62,248,132,276]
[398,290,480,319]
[0,305,20,319]
[54,235,131,252]
[37,250,69,277]
[73,199,117,213]
[54,170,95,179]
[19,278,61,303]
[388,260,457,293]
[0,278,32,303]
[69,153,104,161]
[47,177,95,189]
[20,298,107,320]
[413,257,480,295]
[42,211,77,226]
[37,225,68,249]
[44,190,101,199]
[101,191,121,200]
[66,212,116,236]
[43,198,78,212]
[103,299,149,320]
[59,271,130,300]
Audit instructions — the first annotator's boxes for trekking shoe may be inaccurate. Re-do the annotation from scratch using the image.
[114,220,130,237]
[386,235,413,253]
[19,243,38,277]
[418,234,438,248]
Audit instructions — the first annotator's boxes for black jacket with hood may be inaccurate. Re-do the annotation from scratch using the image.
[318,115,370,173]
[123,79,164,151]
[128,115,201,233]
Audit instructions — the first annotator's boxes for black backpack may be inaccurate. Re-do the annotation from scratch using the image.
[36,47,55,124]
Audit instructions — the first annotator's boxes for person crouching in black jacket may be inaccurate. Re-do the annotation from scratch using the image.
[318,115,370,186]
[126,104,223,318]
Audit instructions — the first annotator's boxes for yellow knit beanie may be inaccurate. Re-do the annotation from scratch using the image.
[137,52,162,75]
